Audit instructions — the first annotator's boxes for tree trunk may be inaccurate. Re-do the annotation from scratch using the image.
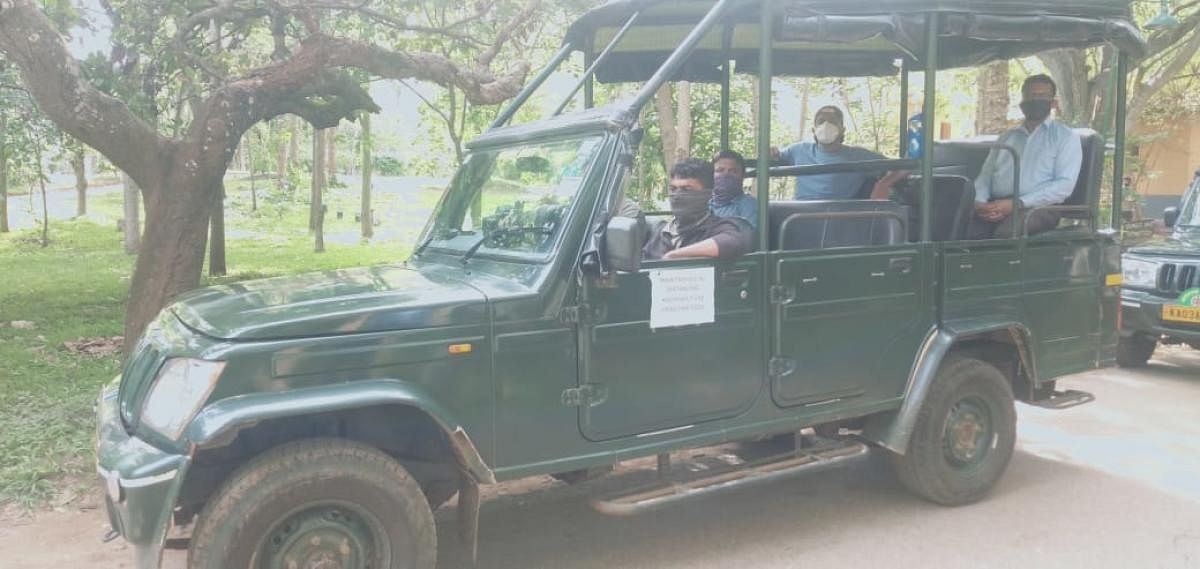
[326,127,338,185]
[289,116,301,169]
[652,84,681,172]
[312,128,326,252]
[798,78,811,139]
[676,81,692,164]
[35,141,48,247]
[71,147,87,217]
[121,172,141,254]
[208,182,227,277]
[975,61,1011,135]
[124,173,214,348]
[360,111,373,239]
[275,119,288,191]
[248,134,257,212]
[0,114,8,234]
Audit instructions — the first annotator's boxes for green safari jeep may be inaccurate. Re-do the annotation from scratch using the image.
[95,1,1144,568]
[1118,170,1200,365]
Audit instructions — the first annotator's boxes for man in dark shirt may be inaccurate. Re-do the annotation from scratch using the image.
[643,158,752,260]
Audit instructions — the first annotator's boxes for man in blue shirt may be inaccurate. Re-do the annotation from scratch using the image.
[710,150,759,228]
[773,106,908,200]
[970,74,1082,239]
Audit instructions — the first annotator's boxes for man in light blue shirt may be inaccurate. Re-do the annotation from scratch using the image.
[971,74,1082,239]
[710,150,758,228]
[773,106,908,200]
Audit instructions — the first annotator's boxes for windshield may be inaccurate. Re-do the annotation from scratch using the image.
[417,135,606,260]
[1180,177,1200,227]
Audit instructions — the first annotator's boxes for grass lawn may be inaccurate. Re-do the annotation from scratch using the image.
[0,181,414,509]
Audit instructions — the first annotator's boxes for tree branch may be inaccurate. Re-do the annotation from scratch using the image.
[0,0,171,190]
[474,1,541,69]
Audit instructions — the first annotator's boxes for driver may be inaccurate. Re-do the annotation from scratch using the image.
[643,158,752,260]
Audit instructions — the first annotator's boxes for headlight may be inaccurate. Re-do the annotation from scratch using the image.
[1122,258,1160,289]
[140,358,225,440]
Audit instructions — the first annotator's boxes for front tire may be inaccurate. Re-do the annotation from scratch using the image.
[892,356,1016,506]
[1116,334,1157,367]
[188,439,437,569]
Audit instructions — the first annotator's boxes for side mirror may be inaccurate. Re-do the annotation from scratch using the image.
[1164,206,1180,228]
[605,216,644,273]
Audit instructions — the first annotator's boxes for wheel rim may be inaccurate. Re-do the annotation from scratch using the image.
[258,502,389,569]
[941,396,994,470]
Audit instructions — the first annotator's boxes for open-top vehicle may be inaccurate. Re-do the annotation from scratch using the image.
[95,1,1146,567]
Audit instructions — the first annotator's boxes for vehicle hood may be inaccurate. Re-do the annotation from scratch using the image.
[1126,232,1200,258]
[170,265,488,341]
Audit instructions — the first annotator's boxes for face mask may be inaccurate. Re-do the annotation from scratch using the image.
[814,122,841,145]
[712,173,744,203]
[1020,100,1053,123]
[669,188,713,227]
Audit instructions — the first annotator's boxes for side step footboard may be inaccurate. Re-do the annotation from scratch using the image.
[1027,389,1095,410]
[591,439,869,516]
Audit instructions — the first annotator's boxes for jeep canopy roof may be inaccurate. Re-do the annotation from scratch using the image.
[565,0,1148,79]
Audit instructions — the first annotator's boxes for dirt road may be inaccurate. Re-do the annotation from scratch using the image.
[3,347,1198,569]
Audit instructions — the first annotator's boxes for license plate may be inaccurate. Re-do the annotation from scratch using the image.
[1162,304,1200,324]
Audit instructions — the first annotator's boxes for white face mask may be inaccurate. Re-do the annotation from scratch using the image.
[814,122,841,145]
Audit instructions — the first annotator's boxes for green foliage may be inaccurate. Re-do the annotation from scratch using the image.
[374,156,406,176]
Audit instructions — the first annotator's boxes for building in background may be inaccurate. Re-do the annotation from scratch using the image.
[1134,120,1200,218]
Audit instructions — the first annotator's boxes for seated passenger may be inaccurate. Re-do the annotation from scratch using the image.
[773,105,908,200]
[970,74,1082,239]
[644,158,752,261]
[710,150,759,229]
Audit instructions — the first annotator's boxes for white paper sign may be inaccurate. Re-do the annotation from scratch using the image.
[649,267,715,329]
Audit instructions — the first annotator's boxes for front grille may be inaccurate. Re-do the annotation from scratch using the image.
[1158,263,1199,295]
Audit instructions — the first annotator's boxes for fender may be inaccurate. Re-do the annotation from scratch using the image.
[186,379,496,484]
[863,321,1037,454]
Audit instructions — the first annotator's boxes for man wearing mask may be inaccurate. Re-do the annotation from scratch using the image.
[971,74,1082,238]
[710,150,759,228]
[773,105,908,200]
[643,158,752,261]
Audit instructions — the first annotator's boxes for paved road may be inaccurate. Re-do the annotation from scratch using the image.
[3,347,1198,568]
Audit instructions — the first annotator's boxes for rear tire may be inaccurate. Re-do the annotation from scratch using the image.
[1117,334,1157,367]
[188,439,436,569]
[892,356,1016,506]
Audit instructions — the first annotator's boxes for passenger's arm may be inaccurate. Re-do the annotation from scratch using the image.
[1019,133,1083,209]
[974,149,998,204]
[664,239,720,259]
[665,220,751,260]
[870,170,910,199]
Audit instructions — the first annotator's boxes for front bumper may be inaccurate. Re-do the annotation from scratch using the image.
[1121,289,1200,341]
[96,377,190,569]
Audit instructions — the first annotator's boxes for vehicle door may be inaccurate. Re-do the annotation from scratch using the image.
[578,250,765,441]
[1022,229,1103,376]
[768,207,933,408]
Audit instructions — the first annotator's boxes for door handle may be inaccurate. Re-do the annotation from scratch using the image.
[888,257,913,272]
[721,269,751,287]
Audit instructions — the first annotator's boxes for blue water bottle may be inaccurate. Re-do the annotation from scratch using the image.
[907,113,924,159]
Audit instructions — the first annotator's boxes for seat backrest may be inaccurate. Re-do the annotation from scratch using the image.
[768,200,907,251]
[931,142,991,180]
[899,175,976,242]
[1063,129,1104,219]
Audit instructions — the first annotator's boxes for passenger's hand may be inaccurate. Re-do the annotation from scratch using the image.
[988,199,1015,220]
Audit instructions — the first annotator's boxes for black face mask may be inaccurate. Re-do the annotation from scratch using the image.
[1020,100,1052,123]
[669,188,713,227]
[712,174,744,204]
